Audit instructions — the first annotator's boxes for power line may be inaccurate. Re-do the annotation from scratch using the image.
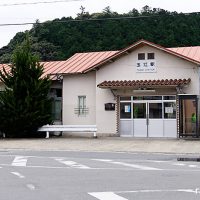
[0,0,83,7]
[0,11,199,27]
[0,15,159,26]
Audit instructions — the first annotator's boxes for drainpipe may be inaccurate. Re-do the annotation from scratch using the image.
[198,66,200,95]
[110,89,120,136]
[198,66,200,137]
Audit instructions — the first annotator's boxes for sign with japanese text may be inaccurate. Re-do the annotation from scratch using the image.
[125,105,131,113]
[136,60,156,73]
[165,107,173,114]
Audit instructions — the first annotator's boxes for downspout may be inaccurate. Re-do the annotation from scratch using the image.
[198,66,200,136]
[110,89,120,136]
[176,86,183,138]
[198,66,200,95]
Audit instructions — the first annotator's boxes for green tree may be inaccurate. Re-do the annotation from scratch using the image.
[0,39,52,137]
[1,6,200,62]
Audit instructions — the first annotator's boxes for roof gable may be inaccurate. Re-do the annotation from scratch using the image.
[83,39,200,73]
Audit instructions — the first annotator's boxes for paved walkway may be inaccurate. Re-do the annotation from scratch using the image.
[0,136,200,154]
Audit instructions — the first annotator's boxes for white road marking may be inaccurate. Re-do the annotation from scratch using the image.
[173,163,199,168]
[0,163,199,171]
[93,159,112,162]
[172,163,186,166]
[12,156,28,166]
[11,172,25,179]
[88,192,128,200]
[117,188,200,194]
[0,155,199,171]
[92,159,161,170]
[150,160,169,163]
[189,165,198,168]
[26,184,35,190]
[89,188,200,199]
[55,158,91,169]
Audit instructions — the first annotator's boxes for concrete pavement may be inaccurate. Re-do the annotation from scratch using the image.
[0,135,200,154]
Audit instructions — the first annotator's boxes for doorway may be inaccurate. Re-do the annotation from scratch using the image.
[179,95,199,137]
[120,96,177,138]
[133,102,163,137]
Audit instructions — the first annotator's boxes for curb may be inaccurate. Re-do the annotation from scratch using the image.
[177,157,200,162]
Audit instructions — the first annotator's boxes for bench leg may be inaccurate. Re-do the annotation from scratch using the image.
[46,131,49,139]
[93,132,97,138]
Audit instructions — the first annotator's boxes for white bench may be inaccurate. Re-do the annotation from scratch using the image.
[38,125,97,138]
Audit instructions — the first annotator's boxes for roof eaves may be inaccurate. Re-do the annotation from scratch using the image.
[166,48,200,65]
[49,71,82,76]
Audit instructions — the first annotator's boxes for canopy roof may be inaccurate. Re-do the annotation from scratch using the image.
[97,79,191,89]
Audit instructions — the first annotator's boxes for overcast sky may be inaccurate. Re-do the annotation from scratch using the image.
[0,0,200,48]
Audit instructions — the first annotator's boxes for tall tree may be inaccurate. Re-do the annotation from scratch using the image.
[1,6,200,63]
[0,39,52,137]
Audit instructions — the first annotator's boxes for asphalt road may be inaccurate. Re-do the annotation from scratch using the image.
[0,150,200,200]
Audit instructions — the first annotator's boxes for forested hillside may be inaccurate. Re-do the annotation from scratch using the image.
[0,5,200,63]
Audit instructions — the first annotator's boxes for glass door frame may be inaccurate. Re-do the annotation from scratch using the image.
[133,101,148,137]
[132,100,163,137]
[120,96,177,137]
[178,94,200,137]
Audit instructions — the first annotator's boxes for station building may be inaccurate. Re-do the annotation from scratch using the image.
[1,39,200,138]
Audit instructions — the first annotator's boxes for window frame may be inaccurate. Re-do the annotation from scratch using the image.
[138,53,145,60]
[78,95,87,116]
[147,53,155,60]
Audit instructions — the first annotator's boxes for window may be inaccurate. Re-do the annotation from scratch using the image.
[120,96,131,101]
[163,96,176,100]
[144,96,162,100]
[52,100,62,121]
[50,88,62,121]
[149,103,162,119]
[78,96,87,115]
[133,103,146,118]
[164,102,176,119]
[147,53,155,60]
[56,89,62,98]
[138,53,145,60]
[138,53,155,60]
[120,103,131,119]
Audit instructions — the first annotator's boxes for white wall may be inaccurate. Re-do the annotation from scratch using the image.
[96,45,199,134]
[62,72,96,125]
[96,86,117,134]
[97,46,199,93]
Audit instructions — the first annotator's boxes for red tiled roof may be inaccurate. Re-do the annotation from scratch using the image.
[1,40,200,77]
[97,79,191,88]
[42,51,118,75]
[0,51,118,78]
[168,46,200,63]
